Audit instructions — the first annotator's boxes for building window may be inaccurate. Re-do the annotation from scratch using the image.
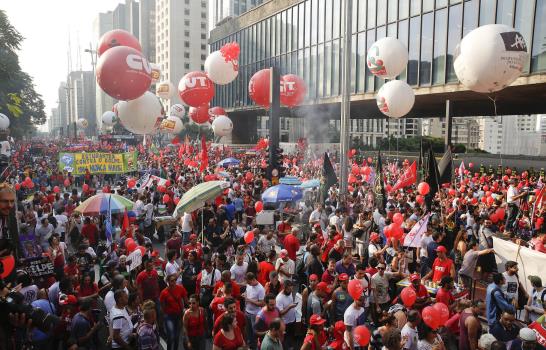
[201,44,206,50]
[201,33,206,39]
[184,41,190,48]
[184,9,190,16]
[184,52,190,58]
[201,54,206,60]
[184,63,190,69]
[201,22,206,29]
[185,20,190,26]
[201,12,206,19]
[185,0,189,4]
[184,30,189,37]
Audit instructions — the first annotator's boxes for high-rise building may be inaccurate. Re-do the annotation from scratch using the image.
[210,0,265,28]
[478,115,541,155]
[93,11,114,130]
[67,71,96,136]
[421,117,480,150]
[155,0,209,110]
[139,0,156,62]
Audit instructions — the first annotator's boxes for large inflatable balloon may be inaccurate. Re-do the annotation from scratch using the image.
[150,63,161,83]
[367,37,409,79]
[0,113,10,130]
[77,119,88,128]
[249,69,271,108]
[205,50,239,85]
[96,46,152,100]
[102,111,117,126]
[376,80,415,118]
[188,104,210,124]
[160,116,184,134]
[97,29,142,57]
[178,71,214,107]
[280,74,307,107]
[454,24,528,93]
[117,92,163,134]
[156,81,176,99]
[170,104,185,118]
[208,106,226,123]
[212,115,233,137]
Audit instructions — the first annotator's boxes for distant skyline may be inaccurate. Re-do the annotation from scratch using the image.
[3,0,124,130]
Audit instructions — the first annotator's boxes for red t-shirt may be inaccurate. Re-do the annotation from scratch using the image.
[257,261,275,286]
[213,326,244,350]
[328,338,349,350]
[159,285,188,315]
[431,258,454,282]
[303,330,328,350]
[436,287,455,307]
[166,237,182,256]
[81,224,99,246]
[321,270,336,285]
[136,269,160,300]
[182,243,203,259]
[284,234,300,261]
[410,284,429,299]
[213,281,241,299]
[210,296,241,320]
[532,238,546,253]
[76,283,99,298]
[213,311,246,334]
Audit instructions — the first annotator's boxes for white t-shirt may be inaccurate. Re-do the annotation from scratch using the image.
[133,200,144,216]
[110,306,134,349]
[357,275,371,307]
[276,291,296,324]
[530,288,546,322]
[368,243,379,258]
[275,258,295,283]
[201,268,221,288]
[258,235,277,253]
[181,213,192,232]
[165,260,181,284]
[507,185,520,205]
[344,303,367,345]
[502,272,519,302]
[54,214,68,234]
[20,285,39,305]
[401,324,419,350]
[105,287,130,312]
[245,283,265,315]
[230,262,248,284]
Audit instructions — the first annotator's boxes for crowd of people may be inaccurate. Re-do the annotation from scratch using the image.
[0,139,545,350]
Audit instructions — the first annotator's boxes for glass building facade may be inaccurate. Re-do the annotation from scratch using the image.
[210,0,546,111]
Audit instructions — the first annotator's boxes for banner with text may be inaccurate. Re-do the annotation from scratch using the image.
[58,151,138,175]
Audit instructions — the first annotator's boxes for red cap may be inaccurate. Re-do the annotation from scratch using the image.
[151,250,159,257]
[338,273,349,281]
[334,320,346,334]
[410,273,421,282]
[309,274,319,282]
[60,294,78,305]
[189,234,197,240]
[436,245,447,253]
[316,282,330,294]
[314,223,322,229]
[309,314,327,326]
[370,232,380,242]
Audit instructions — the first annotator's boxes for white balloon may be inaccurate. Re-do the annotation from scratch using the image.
[156,81,176,99]
[150,63,161,83]
[376,80,415,119]
[102,111,117,126]
[0,113,10,130]
[77,118,89,128]
[170,104,185,118]
[366,37,409,79]
[117,91,163,134]
[204,50,239,85]
[160,116,184,134]
[454,24,528,93]
[211,115,233,137]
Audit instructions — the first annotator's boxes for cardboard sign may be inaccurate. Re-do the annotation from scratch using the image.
[24,257,54,277]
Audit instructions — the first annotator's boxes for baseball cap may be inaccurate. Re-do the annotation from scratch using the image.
[309,274,319,282]
[436,246,447,253]
[316,282,331,294]
[520,328,537,342]
[309,314,327,326]
[370,232,380,242]
[334,320,346,335]
[410,273,421,282]
[189,234,197,240]
[279,249,288,259]
[151,250,159,257]
[338,273,349,281]
[528,275,543,286]
[478,334,496,350]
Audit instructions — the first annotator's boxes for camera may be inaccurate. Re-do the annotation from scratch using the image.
[0,291,59,332]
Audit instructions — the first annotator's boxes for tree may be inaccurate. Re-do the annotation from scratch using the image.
[0,10,46,138]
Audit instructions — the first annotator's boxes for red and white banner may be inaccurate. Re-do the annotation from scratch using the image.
[391,161,417,192]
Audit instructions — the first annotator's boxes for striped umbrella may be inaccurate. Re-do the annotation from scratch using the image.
[74,193,134,216]
[174,181,230,218]
[279,176,302,185]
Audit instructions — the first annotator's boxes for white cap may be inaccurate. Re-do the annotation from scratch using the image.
[520,328,537,342]
[478,334,496,350]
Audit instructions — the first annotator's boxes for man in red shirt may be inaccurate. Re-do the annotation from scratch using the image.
[283,228,301,261]
[257,250,276,286]
[213,271,241,299]
[321,258,338,288]
[182,234,203,260]
[210,282,240,320]
[212,297,246,335]
[136,260,160,303]
[160,273,188,350]
[423,246,455,283]
[81,217,99,248]
[408,273,430,310]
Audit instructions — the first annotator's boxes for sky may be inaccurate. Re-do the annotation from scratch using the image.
[3,0,122,130]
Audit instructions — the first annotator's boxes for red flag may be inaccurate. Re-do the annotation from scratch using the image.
[390,161,417,192]
[121,209,130,237]
[199,135,208,172]
[185,135,191,155]
[178,144,185,158]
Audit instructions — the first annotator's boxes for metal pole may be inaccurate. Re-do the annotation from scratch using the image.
[339,0,353,195]
[445,99,453,151]
[268,66,281,181]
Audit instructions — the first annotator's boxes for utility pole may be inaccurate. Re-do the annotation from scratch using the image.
[85,43,98,136]
[268,66,281,184]
[339,0,353,195]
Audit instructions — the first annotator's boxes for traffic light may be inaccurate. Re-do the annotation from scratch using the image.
[269,147,285,184]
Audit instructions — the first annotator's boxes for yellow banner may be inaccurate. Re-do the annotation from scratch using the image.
[58,151,137,175]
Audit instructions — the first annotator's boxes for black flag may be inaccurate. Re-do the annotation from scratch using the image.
[374,150,387,215]
[437,147,453,184]
[425,145,440,211]
[321,152,338,202]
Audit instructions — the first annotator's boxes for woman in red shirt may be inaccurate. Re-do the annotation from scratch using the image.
[183,295,205,350]
[212,314,245,350]
[81,217,99,248]
[160,274,188,350]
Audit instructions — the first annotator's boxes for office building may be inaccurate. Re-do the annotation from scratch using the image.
[211,0,265,28]
[422,117,480,150]
[139,0,156,62]
[210,0,546,144]
[67,71,96,136]
[479,115,541,155]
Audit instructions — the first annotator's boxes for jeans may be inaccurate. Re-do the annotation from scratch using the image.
[505,203,519,233]
[164,313,181,350]
[245,311,258,350]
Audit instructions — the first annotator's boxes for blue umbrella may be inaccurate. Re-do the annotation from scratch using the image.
[218,157,240,167]
[217,171,230,178]
[279,176,302,185]
[298,179,320,189]
[261,184,303,203]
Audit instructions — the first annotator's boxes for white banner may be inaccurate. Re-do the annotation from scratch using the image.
[404,213,430,248]
[136,172,168,192]
[492,236,546,294]
[127,249,143,272]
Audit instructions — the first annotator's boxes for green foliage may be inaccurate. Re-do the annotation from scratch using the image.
[177,116,214,141]
[0,10,46,138]
[452,144,466,153]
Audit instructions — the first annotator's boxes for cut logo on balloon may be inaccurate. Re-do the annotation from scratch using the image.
[500,32,527,52]
[376,96,389,113]
[126,54,152,74]
[367,45,387,76]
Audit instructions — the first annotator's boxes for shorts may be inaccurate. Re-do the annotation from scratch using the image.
[477,252,496,273]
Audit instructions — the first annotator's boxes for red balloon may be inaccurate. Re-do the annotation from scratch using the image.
[469,162,474,168]
[384,225,392,238]
[82,184,89,192]
[348,174,357,184]
[422,306,440,329]
[490,212,499,223]
[483,185,489,191]
[126,239,137,253]
[393,213,404,225]
[0,255,15,279]
[165,180,172,187]
[249,69,272,108]
[400,287,417,307]
[136,245,146,256]
[208,106,226,117]
[496,208,506,220]
[244,231,254,244]
[255,201,263,213]
[416,195,424,205]
[162,194,170,204]
[486,196,494,206]
[348,279,364,301]
[353,325,371,347]
[102,186,110,193]
[448,188,456,196]
[96,46,152,100]
[433,302,450,326]
[351,165,360,175]
[245,172,254,182]
[178,71,214,107]
[53,186,61,193]
[391,224,404,240]
[97,29,142,57]
[280,74,307,107]
[418,182,430,196]
[14,183,20,191]
[127,179,136,189]
[189,104,210,124]
[63,179,71,187]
